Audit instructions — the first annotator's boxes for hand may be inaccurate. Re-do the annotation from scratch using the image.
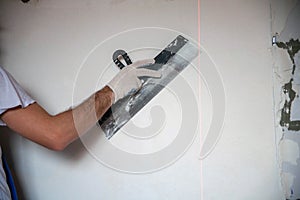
[107,59,161,103]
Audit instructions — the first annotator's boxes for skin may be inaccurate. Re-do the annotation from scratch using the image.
[0,86,114,151]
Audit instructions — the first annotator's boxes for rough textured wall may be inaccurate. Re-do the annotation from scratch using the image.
[272,0,300,199]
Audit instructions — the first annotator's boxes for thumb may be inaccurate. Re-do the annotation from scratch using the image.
[136,68,161,78]
[131,59,155,68]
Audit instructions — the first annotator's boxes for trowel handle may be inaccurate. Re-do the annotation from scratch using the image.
[112,49,132,69]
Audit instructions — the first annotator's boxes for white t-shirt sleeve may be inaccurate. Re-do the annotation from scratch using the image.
[0,67,35,125]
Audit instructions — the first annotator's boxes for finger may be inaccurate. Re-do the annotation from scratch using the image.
[136,68,161,78]
[131,59,155,68]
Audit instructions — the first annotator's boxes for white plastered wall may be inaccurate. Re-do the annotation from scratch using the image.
[0,0,283,199]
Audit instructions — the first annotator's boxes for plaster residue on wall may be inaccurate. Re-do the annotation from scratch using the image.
[277,39,300,131]
[272,1,300,199]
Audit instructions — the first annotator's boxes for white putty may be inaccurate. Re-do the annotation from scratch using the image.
[281,172,295,199]
[279,139,299,165]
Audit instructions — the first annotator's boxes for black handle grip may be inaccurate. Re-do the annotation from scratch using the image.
[112,49,132,69]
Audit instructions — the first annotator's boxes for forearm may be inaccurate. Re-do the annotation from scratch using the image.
[73,86,114,127]
[1,86,114,150]
[52,86,114,148]
[59,86,113,139]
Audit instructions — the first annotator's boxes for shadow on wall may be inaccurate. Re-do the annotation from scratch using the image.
[0,127,26,199]
[0,126,89,199]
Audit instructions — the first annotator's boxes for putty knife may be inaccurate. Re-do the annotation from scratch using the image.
[98,35,199,139]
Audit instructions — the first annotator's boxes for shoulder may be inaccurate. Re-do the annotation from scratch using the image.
[0,66,6,74]
[0,66,10,81]
[0,67,8,85]
[0,66,5,77]
[0,66,35,119]
[0,67,16,89]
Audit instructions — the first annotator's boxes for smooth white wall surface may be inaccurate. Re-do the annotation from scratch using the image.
[0,0,283,199]
[200,1,283,199]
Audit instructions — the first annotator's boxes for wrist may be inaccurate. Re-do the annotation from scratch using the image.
[103,85,115,105]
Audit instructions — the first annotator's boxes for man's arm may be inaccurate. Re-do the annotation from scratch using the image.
[0,59,160,151]
[1,86,114,151]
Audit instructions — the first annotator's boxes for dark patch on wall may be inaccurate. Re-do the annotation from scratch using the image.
[277,39,300,74]
[276,39,300,131]
[280,79,300,130]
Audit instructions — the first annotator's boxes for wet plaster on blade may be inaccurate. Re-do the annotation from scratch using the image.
[272,1,300,199]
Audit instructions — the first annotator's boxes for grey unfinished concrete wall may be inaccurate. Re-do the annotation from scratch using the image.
[271,0,300,199]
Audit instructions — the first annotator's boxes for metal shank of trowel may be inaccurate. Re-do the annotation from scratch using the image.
[112,49,132,69]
